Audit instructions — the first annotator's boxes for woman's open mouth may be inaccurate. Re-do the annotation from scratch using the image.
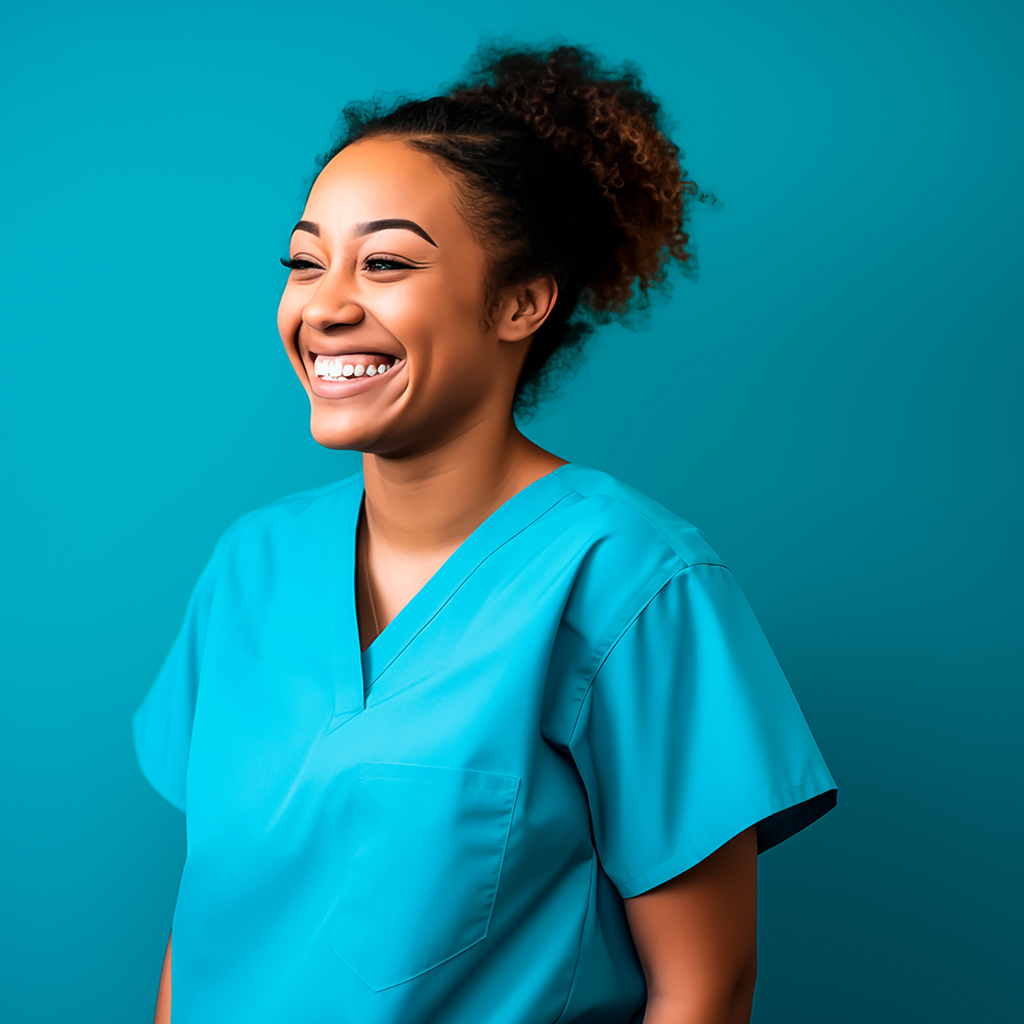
[313,353,398,380]
[309,352,403,396]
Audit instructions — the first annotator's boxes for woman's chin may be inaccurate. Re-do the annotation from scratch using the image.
[308,411,376,452]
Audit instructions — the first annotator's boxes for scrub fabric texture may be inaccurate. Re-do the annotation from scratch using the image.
[133,462,837,1024]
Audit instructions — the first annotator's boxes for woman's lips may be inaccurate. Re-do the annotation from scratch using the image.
[313,352,397,380]
[308,353,404,398]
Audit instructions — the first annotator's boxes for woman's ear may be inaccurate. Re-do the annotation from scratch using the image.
[496,274,559,343]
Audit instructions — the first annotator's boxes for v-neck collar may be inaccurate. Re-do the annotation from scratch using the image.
[326,463,580,731]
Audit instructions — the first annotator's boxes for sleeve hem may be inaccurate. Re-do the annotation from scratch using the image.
[132,708,187,814]
[614,773,838,899]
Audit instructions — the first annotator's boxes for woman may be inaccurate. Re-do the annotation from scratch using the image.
[134,43,837,1024]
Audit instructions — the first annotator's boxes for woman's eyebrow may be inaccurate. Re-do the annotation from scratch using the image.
[355,219,438,247]
[289,218,438,248]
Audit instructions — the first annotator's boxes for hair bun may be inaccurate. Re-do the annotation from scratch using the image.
[449,43,698,311]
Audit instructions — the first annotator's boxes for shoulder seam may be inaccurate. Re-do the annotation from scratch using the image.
[566,562,732,745]
[554,473,717,571]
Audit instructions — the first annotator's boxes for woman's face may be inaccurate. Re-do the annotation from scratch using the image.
[277,136,522,456]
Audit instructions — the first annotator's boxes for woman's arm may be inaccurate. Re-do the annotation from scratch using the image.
[623,826,758,1024]
[154,931,172,1024]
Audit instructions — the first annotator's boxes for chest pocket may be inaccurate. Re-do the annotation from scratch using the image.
[329,762,521,992]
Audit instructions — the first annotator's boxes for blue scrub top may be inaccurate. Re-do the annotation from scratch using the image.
[133,462,837,1024]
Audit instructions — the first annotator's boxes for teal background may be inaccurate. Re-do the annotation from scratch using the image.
[1,0,1020,1020]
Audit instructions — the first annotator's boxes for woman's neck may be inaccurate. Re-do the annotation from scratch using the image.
[360,421,566,559]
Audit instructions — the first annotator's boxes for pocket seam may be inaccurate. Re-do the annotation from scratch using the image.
[329,762,521,992]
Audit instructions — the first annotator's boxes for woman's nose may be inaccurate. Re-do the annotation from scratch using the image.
[302,277,366,334]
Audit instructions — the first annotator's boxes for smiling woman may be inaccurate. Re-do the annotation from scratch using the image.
[277,136,529,459]
[132,40,837,1024]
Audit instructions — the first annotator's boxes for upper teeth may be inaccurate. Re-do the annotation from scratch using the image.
[314,356,393,380]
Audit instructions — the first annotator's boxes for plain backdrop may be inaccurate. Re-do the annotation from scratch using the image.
[2,1,1021,1021]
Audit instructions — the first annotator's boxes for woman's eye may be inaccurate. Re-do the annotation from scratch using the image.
[279,255,416,273]
[364,257,414,272]
[279,257,322,271]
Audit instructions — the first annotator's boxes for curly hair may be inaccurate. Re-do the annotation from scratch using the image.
[314,41,703,416]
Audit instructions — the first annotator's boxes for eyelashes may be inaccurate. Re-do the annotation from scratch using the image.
[279,256,417,272]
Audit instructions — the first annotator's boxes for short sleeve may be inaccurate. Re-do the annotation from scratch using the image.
[131,531,231,813]
[568,561,837,898]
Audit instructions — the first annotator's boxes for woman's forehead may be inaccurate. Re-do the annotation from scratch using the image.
[303,138,461,237]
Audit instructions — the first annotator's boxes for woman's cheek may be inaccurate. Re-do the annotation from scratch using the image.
[277,291,299,344]
[280,292,309,344]
[277,300,307,386]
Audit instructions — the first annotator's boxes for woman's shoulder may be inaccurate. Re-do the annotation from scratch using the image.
[208,471,363,562]
[554,463,725,572]
[207,462,726,582]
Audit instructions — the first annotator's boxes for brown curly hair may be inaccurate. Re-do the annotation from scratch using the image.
[314,41,702,415]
